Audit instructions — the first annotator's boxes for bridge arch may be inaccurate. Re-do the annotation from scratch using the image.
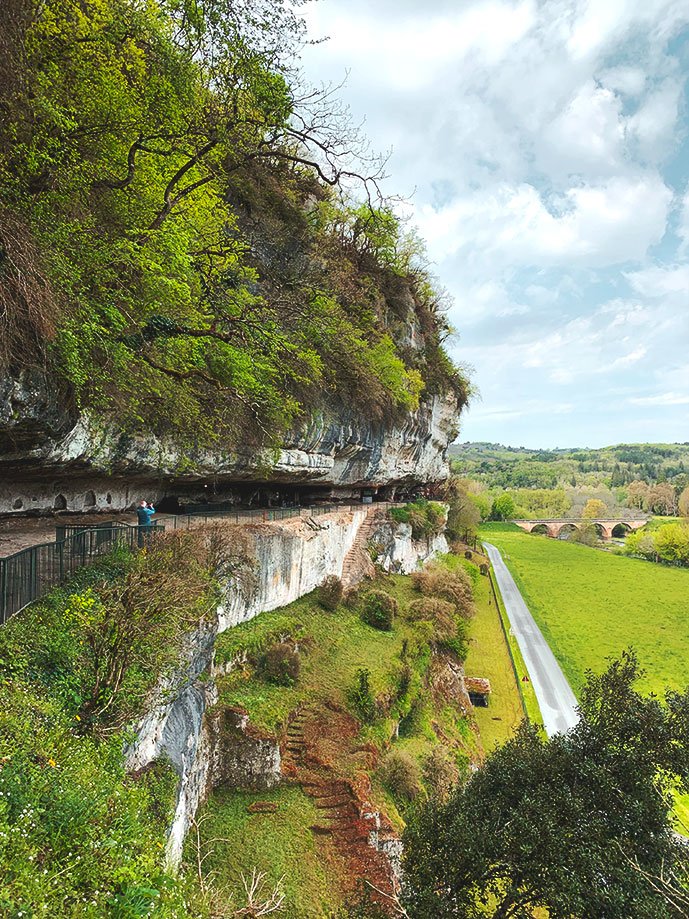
[611,522,632,538]
[556,523,579,539]
[591,522,606,539]
[530,523,551,536]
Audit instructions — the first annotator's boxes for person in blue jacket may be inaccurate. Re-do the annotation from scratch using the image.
[136,500,156,547]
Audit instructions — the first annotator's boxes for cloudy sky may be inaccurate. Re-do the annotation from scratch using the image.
[299,0,689,448]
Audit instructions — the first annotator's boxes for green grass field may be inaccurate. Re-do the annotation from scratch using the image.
[449,554,532,749]
[480,522,689,699]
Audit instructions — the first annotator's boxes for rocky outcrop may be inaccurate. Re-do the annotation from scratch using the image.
[208,706,282,791]
[0,367,457,514]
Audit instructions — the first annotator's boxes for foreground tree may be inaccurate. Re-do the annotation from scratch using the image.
[403,653,689,918]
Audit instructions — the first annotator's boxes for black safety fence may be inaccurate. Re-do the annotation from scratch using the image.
[0,522,164,626]
[1,500,397,625]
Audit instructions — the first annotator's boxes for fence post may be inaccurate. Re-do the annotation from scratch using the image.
[0,558,6,626]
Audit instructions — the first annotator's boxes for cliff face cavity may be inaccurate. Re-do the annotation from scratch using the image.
[123,507,448,866]
[0,368,457,514]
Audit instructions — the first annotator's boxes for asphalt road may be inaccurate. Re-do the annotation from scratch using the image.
[484,542,579,737]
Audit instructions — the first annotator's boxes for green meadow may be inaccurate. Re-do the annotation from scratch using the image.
[479,523,689,699]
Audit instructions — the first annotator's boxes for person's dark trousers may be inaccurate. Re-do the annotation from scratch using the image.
[137,526,151,548]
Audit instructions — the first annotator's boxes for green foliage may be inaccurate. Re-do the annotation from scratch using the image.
[403,653,689,919]
[261,642,300,686]
[317,575,344,611]
[582,497,607,518]
[490,493,515,520]
[361,589,398,631]
[350,668,377,724]
[452,441,689,491]
[0,546,213,917]
[422,745,460,804]
[626,521,689,566]
[389,500,447,540]
[1,0,468,450]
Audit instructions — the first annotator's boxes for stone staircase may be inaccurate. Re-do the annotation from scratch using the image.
[340,505,389,588]
[281,702,400,910]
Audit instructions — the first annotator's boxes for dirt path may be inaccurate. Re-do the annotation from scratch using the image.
[0,513,139,556]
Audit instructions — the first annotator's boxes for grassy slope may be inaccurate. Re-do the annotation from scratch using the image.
[479,523,689,698]
[198,785,342,919]
[447,555,529,749]
[198,561,528,913]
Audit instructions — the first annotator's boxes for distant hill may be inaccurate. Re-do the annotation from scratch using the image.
[449,442,689,490]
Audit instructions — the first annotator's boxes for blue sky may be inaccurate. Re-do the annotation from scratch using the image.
[300,0,689,448]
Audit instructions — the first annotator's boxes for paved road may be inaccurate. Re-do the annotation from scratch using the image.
[484,542,579,737]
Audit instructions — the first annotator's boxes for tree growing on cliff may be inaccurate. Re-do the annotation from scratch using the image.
[403,653,689,918]
[0,0,469,449]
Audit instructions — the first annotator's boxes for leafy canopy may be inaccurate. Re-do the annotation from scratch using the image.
[403,652,689,919]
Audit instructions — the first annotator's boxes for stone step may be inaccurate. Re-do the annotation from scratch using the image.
[315,795,352,809]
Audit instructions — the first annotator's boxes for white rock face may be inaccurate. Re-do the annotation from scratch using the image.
[123,508,446,867]
[217,509,368,630]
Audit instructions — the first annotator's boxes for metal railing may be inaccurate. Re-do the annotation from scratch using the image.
[0,500,396,625]
[0,523,164,626]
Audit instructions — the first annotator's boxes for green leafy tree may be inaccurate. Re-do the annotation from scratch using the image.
[490,494,515,520]
[0,0,469,450]
[403,653,689,919]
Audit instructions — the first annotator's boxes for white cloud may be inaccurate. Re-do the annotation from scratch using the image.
[599,66,646,97]
[627,80,683,161]
[299,0,689,446]
[417,175,672,268]
[678,186,689,251]
[625,263,689,299]
[540,81,625,178]
[629,392,689,406]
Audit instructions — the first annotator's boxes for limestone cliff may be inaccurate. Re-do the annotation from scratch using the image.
[0,367,458,514]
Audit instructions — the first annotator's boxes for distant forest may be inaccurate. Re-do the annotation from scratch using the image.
[450,442,689,492]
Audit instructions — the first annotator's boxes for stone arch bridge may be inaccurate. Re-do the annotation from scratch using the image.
[512,517,648,539]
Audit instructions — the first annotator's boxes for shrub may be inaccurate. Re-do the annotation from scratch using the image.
[399,695,426,737]
[479,564,489,576]
[318,575,343,610]
[423,745,460,803]
[390,500,447,540]
[361,589,397,631]
[408,598,457,641]
[262,643,300,686]
[381,750,421,802]
[343,586,361,608]
[351,668,377,723]
[464,550,472,560]
[397,663,413,700]
[440,631,470,662]
[412,564,475,618]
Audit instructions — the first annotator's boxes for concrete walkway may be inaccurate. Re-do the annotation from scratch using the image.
[484,542,579,737]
